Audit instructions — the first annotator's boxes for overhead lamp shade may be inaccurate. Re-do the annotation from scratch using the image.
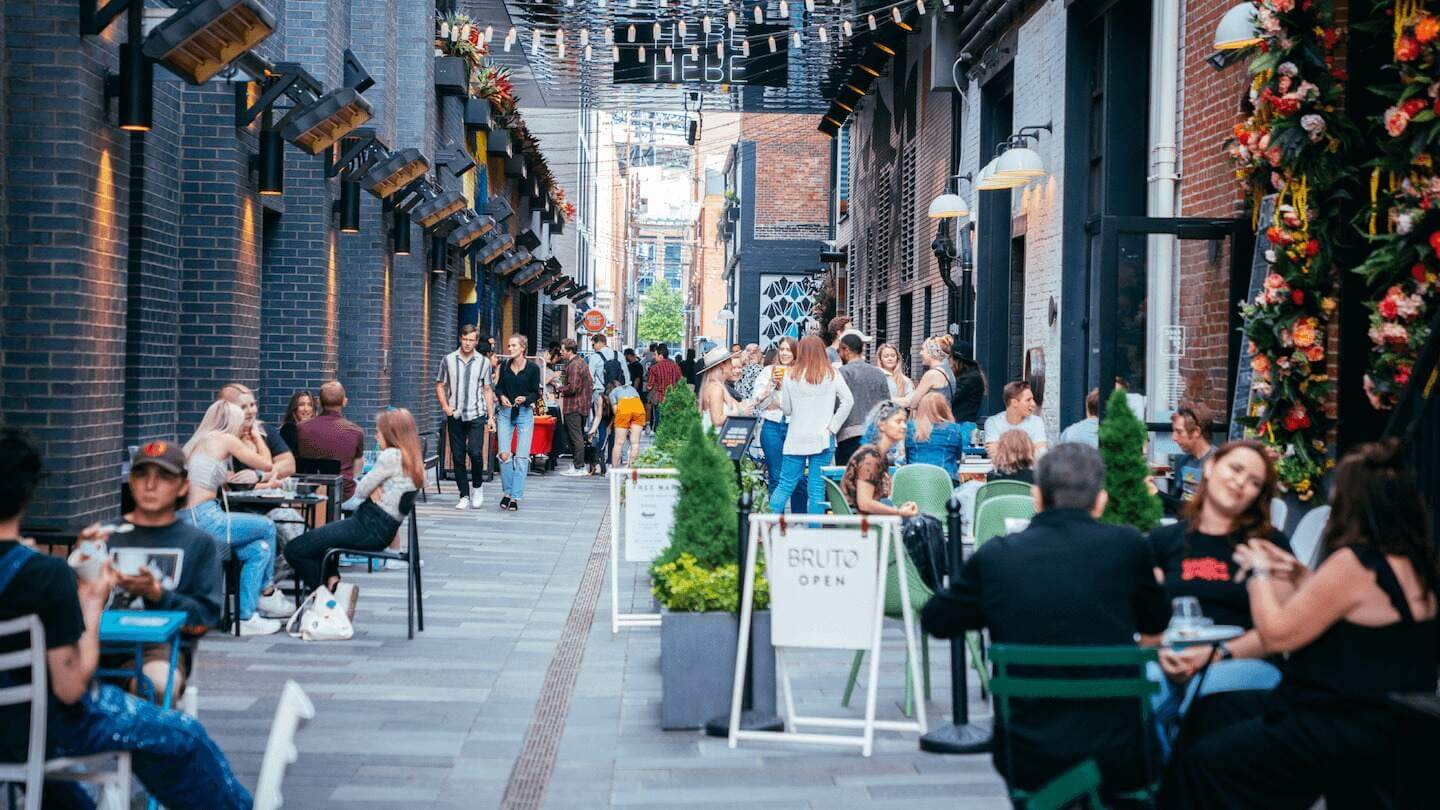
[256,127,283,196]
[498,249,533,275]
[429,212,464,238]
[516,229,542,251]
[485,194,514,222]
[505,153,528,179]
[927,192,969,219]
[143,0,277,85]
[477,233,513,263]
[362,148,429,198]
[393,210,411,255]
[337,179,361,233]
[976,158,1028,190]
[818,117,840,137]
[544,275,573,295]
[487,129,513,157]
[512,261,547,286]
[430,235,449,273]
[1214,3,1260,51]
[280,88,373,155]
[116,42,153,132]
[448,214,496,248]
[519,268,559,293]
[412,190,466,228]
[994,146,1046,179]
[715,307,736,321]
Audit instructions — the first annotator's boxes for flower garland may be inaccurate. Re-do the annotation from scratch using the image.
[1226,0,1351,500]
[1355,1,1440,410]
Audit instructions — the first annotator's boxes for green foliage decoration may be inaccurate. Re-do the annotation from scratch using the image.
[652,380,700,455]
[653,418,738,572]
[1098,390,1163,532]
[637,282,685,346]
[651,553,770,613]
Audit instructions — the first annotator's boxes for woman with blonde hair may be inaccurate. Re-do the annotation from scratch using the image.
[875,343,914,400]
[767,335,854,514]
[285,408,424,598]
[986,429,1036,484]
[180,399,285,635]
[905,392,968,480]
[494,334,543,511]
[905,336,956,409]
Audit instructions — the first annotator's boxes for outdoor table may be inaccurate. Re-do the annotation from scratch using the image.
[1162,624,1245,649]
[97,610,187,710]
[223,489,326,530]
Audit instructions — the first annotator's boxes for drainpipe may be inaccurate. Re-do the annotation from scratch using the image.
[1145,0,1181,422]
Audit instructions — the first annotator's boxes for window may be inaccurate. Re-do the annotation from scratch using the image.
[923,286,932,340]
[899,292,913,368]
[874,168,893,293]
[876,300,889,346]
[664,242,683,289]
[1008,236,1026,382]
[899,144,917,285]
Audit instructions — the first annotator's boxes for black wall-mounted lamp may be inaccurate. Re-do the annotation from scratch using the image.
[393,210,412,255]
[430,235,449,273]
[435,143,477,177]
[253,118,284,196]
[363,148,429,198]
[413,190,467,229]
[335,178,361,233]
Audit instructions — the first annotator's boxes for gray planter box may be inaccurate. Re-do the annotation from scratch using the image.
[660,610,776,730]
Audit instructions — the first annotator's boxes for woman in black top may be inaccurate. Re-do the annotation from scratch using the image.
[279,389,315,452]
[949,342,985,425]
[493,334,542,511]
[1161,440,1439,808]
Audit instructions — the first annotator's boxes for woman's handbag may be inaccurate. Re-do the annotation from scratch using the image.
[286,585,354,641]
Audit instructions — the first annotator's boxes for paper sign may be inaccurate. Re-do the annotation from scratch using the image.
[767,527,879,650]
[624,477,680,562]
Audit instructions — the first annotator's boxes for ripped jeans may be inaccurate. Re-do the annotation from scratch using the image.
[180,498,275,620]
[44,684,251,809]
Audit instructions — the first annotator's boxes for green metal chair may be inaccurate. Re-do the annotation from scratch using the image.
[890,463,954,521]
[973,483,1037,550]
[840,535,933,717]
[823,476,852,515]
[988,644,1162,808]
[1027,759,1104,810]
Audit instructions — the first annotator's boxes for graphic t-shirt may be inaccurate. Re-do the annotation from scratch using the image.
[1148,521,1292,629]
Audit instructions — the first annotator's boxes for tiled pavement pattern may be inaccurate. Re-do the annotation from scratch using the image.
[195,472,1009,808]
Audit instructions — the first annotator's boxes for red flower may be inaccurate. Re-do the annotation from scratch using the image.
[1403,98,1429,117]
[1273,97,1301,116]
[1396,364,1413,386]
[1304,239,1320,257]
[1292,289,1305,305]
[1380,297,1399,319]
[1322,27,1340,48]
[1398,36,1421,62]
[1304,344,1324,362]
[1331,67,1348,82]
[1283,406,1312,432]
[1429,231,1440,258]
[1414,263,1430,283]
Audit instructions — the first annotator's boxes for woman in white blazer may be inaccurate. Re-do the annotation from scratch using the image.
[768,335,854,514]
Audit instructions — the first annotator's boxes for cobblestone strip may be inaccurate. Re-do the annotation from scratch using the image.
[499,509,613,810]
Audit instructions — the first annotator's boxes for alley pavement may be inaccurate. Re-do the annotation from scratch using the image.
[195,469,1007,809]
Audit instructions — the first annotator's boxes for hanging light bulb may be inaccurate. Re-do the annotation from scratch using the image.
[508,26,517,42]
[555,29,565,59]
[916,0,926,14]
[728,10,736,27]
[665,46,673,61]
[754,5,764,23]
[630,0,638,6]
[532,29,541,54]
[652,22,661,40]
[818,25,827,42]
[483,25,493,42]
[690,44,698,57]
[779,0,789,15]
[842,20,852,36]
[627,23,636,42]
[741,38,749,56]
[791,30,801,47]
[892,7,902,23]
[659,0,667,6]
[585,44,593,60]
[716,40,724,57]
[504,35,514,52]
[580,29,589,46]
[679,20,687,38]
[767,34,776,52]
[638,45,646,61]
[612,44,620,59]
[867,14,877,30]
[805,0,814,10]
[702,15,712,34]
[566,0,573,6]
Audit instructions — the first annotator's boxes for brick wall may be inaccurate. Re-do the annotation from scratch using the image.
[744,113,831,241]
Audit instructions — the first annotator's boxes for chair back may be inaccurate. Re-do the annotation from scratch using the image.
[1269,497,1289,534]
[398,490,420,519]
[883,538,934,618]
[891,464,955,521]
[988,644,1161,805]
[972,483,1037,548]
[823,477,852,515]
[0,615,47,810]
[254,680,316,810]
[1288,504,1331,570]
[296,457,341,475]
[1027,759,1103,810]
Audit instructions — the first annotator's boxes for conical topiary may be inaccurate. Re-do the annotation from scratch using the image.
[1098,388,1163,531]
[653,416,738,572]
[653,379,700,455]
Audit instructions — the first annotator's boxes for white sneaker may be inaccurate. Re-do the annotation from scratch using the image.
[257,590,295,618]
[560,468,588,477]
[469,489,484,508]
[454,497,469,510]
[238,615,282,636]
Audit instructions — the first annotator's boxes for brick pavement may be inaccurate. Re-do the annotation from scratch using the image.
[194,473,1007,809]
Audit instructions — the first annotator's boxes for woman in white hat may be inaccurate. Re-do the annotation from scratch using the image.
[697,345,750,430]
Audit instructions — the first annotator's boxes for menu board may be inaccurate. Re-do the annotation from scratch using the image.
[717,416,758,461]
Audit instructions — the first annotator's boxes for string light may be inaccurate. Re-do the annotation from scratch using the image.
[779,0,788,15]
[629,0,637,7]
[585,44,593,60]
[727,10,736,27]
[652,22,661,39]
[892,7,902,23]
[741,38,749,56]
[531,29,540,54]
[605,27,614,44]
[754,4,763,23]
[483,25,492,43]
[690,44,698,57]
[612,44,620,59]
[678,20,687,38]
[702,15,712,33]
[805,0,814,10]
[638,45,646,62]
[916,0,926,14]
[504,35,513,52]
[767,35,776,52]
[627,24,636,42]
[580,29,589,47]
[791,30,801,47]
[867,14,877,30]
[818,26,827,42]
[716,40,723,57]
[507,26,516,42]
[842,20,852,36]
[555,28,564,60]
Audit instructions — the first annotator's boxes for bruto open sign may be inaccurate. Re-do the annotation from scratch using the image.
[583,309,607,333]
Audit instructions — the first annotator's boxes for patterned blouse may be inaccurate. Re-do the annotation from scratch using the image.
[735,362,767,401]
[840,444,892,513]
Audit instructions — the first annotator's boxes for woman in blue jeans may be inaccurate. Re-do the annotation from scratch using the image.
[494,333,542,511]
[767,336,853,514]
[180,399,285,636]
[752,338,806,513]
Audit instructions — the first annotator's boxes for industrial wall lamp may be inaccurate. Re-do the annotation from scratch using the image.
[235,51,374,155]
[977,123,1053,190]
[927,172,974,220]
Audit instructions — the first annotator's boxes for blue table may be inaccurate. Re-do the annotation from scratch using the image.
[97,610,187,710]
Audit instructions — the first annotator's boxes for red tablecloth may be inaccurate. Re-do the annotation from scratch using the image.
[491,414,556,457]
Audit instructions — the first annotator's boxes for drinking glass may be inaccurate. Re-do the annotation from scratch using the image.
[1170,596,1203,630]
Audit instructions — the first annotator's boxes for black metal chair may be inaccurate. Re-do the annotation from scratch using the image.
[316,491,424,639]
[418,431,441,501]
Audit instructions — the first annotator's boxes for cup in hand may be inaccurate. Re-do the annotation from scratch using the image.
[113,549,149,577]
[68,540,108,582]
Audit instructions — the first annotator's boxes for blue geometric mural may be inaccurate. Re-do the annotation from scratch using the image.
[758,274,819,351]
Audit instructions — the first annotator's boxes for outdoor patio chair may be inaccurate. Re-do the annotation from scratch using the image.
[318,491,425,639]
[823,477,852,516]
[1027,759,1104,810]
[1288,504,1331,570]
[841,535,933,718]
[253,680,315,810]
[964,480,1039,695]
[989,644,1162,808]
[418,431,441,501]
[891,463,954,522]
[0,616,133,810]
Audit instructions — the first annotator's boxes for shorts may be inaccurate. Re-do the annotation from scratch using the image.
[613,398,647,429]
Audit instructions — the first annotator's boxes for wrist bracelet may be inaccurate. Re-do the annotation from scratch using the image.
[1250,568,1272,580]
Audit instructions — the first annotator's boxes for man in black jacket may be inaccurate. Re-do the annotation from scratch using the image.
[922,442,1169,798]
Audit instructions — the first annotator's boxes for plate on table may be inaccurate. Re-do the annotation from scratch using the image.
[1163,624,1245,647]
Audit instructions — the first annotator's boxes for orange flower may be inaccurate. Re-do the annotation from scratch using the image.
[1416,16,1440,44]
[1292,316,1319,348]
[1251,354,1272,377]
[1304,344,1324,362]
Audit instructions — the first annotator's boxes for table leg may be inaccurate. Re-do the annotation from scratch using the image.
[162,637,179,710]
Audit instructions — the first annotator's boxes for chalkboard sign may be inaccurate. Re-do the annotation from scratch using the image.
[718,416,759,461]
[1229,196,1275,441]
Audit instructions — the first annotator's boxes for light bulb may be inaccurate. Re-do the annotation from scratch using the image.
[868,14,877,30]
[690,44,698,57]
[892,7,902,23]
[612,45,620,59]
[639,45,646,61]
[531,30,540,54]
[728,10,736,27]
[627,24,636,42]
[767,35,776,52]
[585,44,593,60]
[716,41,723,57]
[580,29,589,46]
[842,20,852,36]
[754,5,764,23]
[916,0,926,14]
[805,0,814,10]
[818,26,827,42]
[504,36,513,52]
[653,22,661,40]
[679,20,687,37]
[484,25,493,42]
[664,46,672,60]
[791,31,801,47]
[702,15,712,33]
[779,0,789,15]
[741,38,749,56]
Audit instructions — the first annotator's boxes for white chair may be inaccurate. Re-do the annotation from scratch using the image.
[0,615,132,810]
[1270,497,1289,533]
[253,680,315,810]
[1288,505,1331,570]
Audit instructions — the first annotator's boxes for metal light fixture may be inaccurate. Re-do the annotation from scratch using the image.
[142,0,276,85]
[448,214,496,249]
[1214,3,1260,51]
[715,306,736,322]
[976,157,1026,190]
[254,123,284,196]
[412,190,466,229]
[476,233,513,263]
[927,173,973,219]
[362,148,429,198]
[435,143,476,177]
[430,235,449,273]
[393,210,411,255]
[993,123,1053,181]
[335,178,361,233]
[280,87,373,155]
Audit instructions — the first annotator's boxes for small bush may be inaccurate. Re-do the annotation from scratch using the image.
[1098,389,1163,531]
[651,553,770,612]
[653,382,700,455]
[654,418,737,570]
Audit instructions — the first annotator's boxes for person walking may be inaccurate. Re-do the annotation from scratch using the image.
[767,335,853,515]
[494,334,542,511]
[835,333,892,466]
[557,338,594,477]
[645,344,684,431]
[436,324,495,509]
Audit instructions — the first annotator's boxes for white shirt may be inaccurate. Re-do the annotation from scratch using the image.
[983,412,1049,449]
[751,364,786,423]
[779,370,854,456]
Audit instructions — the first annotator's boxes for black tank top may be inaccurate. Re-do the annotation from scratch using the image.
[1281,546,1439,704]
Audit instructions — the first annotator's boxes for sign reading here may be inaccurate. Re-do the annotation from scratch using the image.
[612,23,788,87]
[768,527,879,649]
[623,477,680,562]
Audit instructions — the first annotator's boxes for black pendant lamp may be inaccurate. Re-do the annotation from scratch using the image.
[393,210,411,255]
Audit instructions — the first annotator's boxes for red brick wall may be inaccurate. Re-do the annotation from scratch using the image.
[743,113,831,240]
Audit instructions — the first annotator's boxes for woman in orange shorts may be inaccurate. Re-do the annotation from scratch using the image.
[609,379,647,466]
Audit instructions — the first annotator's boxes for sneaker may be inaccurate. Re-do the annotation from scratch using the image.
[238,615,281,636]
[469,489,484,508]
[499,496,513,511]
[561,468,587,477]
[257,590,295,618]
[454,497,470,510]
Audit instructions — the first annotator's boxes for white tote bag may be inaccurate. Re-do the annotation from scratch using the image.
[286,585,353,641]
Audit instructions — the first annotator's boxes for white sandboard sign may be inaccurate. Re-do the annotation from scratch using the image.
[609,468,679,633]
[767,527,877,650]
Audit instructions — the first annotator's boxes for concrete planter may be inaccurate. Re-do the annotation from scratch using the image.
[660,609,776,730]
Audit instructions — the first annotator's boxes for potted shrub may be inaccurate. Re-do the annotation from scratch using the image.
[1098,388,1163,531]
[651,418,777,729]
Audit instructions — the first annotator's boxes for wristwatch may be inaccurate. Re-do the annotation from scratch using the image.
[1216,642,1234,661]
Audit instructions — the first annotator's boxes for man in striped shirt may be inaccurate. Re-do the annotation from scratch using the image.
[436,324,495,509]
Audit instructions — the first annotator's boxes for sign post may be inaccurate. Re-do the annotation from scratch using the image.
[725,513,927,756]
[609,467,680,633]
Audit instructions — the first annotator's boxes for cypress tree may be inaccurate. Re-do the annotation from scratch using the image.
[653,417,737,571]
[1098,388,1163,531]
[653,380,700,455]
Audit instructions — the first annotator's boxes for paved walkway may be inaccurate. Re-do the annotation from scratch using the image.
[195,471,1007,809]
